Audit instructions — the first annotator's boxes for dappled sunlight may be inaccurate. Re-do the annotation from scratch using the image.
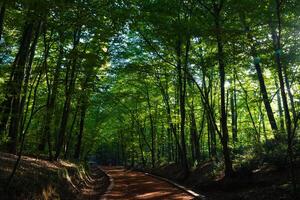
[135,191,172,199]
[101,167,195,200]
[59,160,77,168]
[42,184,60,200]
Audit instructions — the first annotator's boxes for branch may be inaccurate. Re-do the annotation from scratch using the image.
[196,0,215,16]
[138,30,177,68]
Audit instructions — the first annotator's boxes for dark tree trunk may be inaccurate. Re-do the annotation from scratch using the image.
[214,5,234,177]
[54,64,76,159]
[189,100,200,163]
[145,86,156,168]
[275,80,285,130]
[271,0,296,192]
[176,35,189,176]
[55,29,81,159]
[7,21,34,154]
[74,97,87,160]
[0,1,6,41]
[240,13,278,133]
[231,71,238,143]
[254,61,278,131]
[65,105,79,159]
[156,72,182,162]
[6,71,42,188]
[238,78,260,144]
[137,120,146,167]
[19,22,42,136]
[201,66,217,159]
[39,39,63,160]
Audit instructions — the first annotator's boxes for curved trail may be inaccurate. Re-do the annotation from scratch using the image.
[100,166,196,200]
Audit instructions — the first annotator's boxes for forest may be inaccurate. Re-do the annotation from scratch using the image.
[0,0,299,199]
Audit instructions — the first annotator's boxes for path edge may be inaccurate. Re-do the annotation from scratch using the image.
[99,167,114,200]
[143,171,206,200]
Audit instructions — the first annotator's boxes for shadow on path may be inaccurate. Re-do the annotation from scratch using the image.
[101,166,195,200]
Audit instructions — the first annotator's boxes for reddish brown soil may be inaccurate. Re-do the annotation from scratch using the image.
[101,166,195,200]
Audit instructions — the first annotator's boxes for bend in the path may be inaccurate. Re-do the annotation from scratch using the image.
[101,166,196,200]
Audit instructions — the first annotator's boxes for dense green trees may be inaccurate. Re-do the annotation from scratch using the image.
[0,0,299,192]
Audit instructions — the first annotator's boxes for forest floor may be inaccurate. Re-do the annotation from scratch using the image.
[144,160,300,200]
[101,166,196,200]
[0,152,109,200]
[1,152,300,200]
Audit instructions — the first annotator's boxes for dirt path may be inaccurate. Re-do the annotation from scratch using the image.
[101,166,196,200]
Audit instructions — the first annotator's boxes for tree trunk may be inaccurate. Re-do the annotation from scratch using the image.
[54,64,76,159]
[7,21,34,154]
[176,35,189,176]
[271,0,296,192]
[156,72,182,162]
[240,12,279,133]
[137,120,146,167]
[74,103,86,160]
[6,71,42,188]
[189,100,200,163]
[54,29,80,159]
[254,60,278,131]
[0,1,6,41]
[275,79,285,131]
[231,70,238,143]
[19,22,42,137]
[39,38,63,160]
[65,105,79,159]
[214,6,234,177]
[145,86,156,168]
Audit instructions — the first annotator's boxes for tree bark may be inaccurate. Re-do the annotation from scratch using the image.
[19,22,42,137]
[214,3,234,177]
[275,79,285,130]
[176,35,189,176]
[270,0,296,193]
[38,36,63,160]
[0,1,6,41]
[7,21,35,154]
[145,86,156,168]
[240,12,279,133]
[155,71,182,162]
[231,70,238,143]
[74,102,87,160]
[54,29,81,159]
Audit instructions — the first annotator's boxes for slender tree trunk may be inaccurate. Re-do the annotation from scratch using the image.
[214,5,234,177]
[275,80,285,130]
[189,100,200,163]
[201,67,217,159]
[156,72,182,162]
[65,105,79,159]
[254,60,278,131]
[55,29,80,159]
[0,1,6,41]
[167,128,172,162]
[6,71,42,188]
[271,0,296,192]
[145,86,156,168]
[270,0,296,193]
[238,78,260,144]
[19,22,42,137]
[231,71,238,143]
[176,35,189,176]
[54,67,75,159]
[74,101,87,160]
[240,12,279,133]
[38,39,63,161]
[7,21,34,154]
[137,120,146,167]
